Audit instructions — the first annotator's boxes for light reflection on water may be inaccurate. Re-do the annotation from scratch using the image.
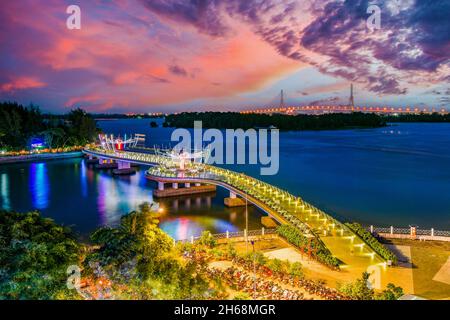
[29,162,49,210]
[1,173,10,211]
[0,158,264,239]
[159,216,239,241]
[2,122,449,236]
[96,170,154,226]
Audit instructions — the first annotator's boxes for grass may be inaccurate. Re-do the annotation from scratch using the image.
[384,239,450,300]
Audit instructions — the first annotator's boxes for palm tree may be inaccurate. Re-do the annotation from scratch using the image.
[89,202,168,268]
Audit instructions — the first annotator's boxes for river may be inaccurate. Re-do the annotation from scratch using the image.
[1,120,449,239]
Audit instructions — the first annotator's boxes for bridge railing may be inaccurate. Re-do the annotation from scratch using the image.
[367,225,450,241]
[148,162,354,240]
[175,228,277,243]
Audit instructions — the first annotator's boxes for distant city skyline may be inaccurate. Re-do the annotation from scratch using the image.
[0,0,449,113]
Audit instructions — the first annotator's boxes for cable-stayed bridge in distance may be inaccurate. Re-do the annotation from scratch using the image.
[240,87,448,115]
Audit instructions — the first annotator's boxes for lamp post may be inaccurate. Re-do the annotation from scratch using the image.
[251,240,256,299]
[245,191,249,253]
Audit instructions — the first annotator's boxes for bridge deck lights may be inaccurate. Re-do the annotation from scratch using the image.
[366,252,376,260]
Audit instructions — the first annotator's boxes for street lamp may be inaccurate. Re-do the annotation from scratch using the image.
[245,191,248,253]
[251,240,256,299]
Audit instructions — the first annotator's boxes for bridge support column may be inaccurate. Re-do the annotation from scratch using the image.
[117,161,131,170]
[172,183,179,189]
[195,183,201,187]
[224,192,246,207]
[96,157,118,170]
[86,154,99,164]
[113,160,136,175]
[158,182,165,191]
[185,183,191,188]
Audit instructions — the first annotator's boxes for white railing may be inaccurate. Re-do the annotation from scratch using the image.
[368,225,450,241]
[176,228,277,244]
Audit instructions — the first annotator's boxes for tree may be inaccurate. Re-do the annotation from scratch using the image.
[0,102,98,150]
[198,231,217,248]
[0,210,81,299]
[86,202,212,299]
[338,272,375,300]
[164,112,387,131]
[376,283,404,300]
[67,108,98,145]
[41,128,65,149]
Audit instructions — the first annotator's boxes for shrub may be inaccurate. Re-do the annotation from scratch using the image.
[234,292,251,300]
[276,224,340,269]
[266,259,285,273]
[226,242,237,258]
[345,223,397,264]
[288,262,304,278]
[198,231,217,248]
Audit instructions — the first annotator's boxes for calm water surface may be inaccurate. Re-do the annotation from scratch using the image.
[1,120,449,238]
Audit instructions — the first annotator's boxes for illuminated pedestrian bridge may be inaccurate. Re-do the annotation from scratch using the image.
[83,146,385,269]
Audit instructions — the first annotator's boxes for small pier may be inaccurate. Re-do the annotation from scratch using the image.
[86,155,137,175]
[147,176,216,198]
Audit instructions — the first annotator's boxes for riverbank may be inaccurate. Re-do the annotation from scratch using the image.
[164,112,387,130]
[0,151,83,164]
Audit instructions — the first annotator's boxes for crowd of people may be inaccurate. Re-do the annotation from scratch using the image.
[182,244,349,300]
[231,256,349,300]
[207,267,305,300]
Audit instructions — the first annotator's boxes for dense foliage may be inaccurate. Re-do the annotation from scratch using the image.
[164,112,386,130]
[0,102,45,149]
[338,272,403,300]
[65,109,99,145]
[0,211,81,299]
[237,250,304,279]
[276,224,340,269]
[85,202,212,299]
[345,222,397,264]
[197,231,218,248]
[0,102,98,150]
[385,113,450,122]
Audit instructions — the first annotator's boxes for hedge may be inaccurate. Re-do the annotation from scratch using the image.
[345,222,397,264]
[276,224,340,269]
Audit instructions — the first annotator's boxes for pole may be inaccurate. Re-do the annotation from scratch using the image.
[245,192,248,254]
[252,240,256,299]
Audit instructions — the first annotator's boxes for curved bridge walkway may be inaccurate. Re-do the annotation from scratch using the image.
[83,147,385,269]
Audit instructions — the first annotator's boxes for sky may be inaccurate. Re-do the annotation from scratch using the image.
[0,0,449,113]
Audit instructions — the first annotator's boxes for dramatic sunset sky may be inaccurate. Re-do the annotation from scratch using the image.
[0,0,448,113]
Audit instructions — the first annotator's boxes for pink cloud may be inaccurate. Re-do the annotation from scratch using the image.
[1,76,46,92]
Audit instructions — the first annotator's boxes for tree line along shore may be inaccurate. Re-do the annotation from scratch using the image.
[163,112,450,130]
[0,102,98,153]
[1,102,448,154]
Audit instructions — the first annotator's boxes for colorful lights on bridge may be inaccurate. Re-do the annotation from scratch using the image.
[240,105,448,115]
